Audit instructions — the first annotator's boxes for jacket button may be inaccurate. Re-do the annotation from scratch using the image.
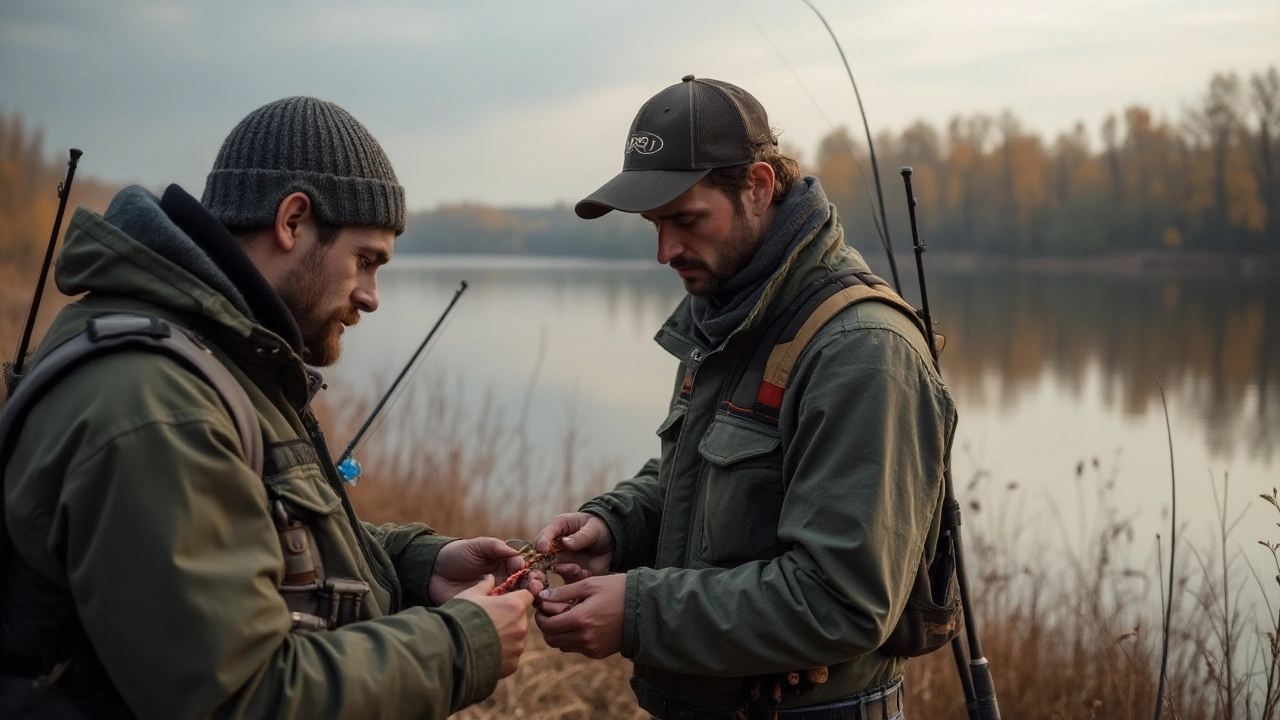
[690,349,703,362]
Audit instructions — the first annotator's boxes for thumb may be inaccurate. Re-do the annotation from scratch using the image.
[539,578,593,604]
[475,537,520,559]
[561,523,598,552]
[457,574,496,600]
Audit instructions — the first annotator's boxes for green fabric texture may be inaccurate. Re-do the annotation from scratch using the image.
[580,198,958,711]
[3,205,500,719]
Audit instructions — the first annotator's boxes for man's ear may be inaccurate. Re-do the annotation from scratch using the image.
[273,192,314,252]
[745,161,776,216]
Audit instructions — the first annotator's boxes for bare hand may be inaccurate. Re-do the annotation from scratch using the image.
[534,513,614,583]
[457,576,533,678]
[429,538,525,605]
[535,574,626,659]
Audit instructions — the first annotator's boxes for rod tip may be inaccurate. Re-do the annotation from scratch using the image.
[900,166,913,176]
[69,148,83,160]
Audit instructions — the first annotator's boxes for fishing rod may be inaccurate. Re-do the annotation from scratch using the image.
[799,0,902,293]
[6,148,83,393]
[1152,382,1177,720]
[903,167,1001,720]
[335,280,468,484]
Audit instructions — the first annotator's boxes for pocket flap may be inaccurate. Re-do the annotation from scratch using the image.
[656,403,688,437]
[262,440,343,514]
[698,417,781,465]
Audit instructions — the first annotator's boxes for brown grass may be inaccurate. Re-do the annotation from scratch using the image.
[326,382,1280,720]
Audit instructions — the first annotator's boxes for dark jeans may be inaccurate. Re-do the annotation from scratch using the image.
[635,676,905,720]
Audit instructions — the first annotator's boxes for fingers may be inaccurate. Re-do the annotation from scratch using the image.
[539,580,592,604]
[558,521,600,553]
[535,514,581,554]
[497,591,532,678]
[551,562,592,584]
[523,571,546,598]
[468,537,521,560]
[534,601,579,635]
[534,597,575,617]
[455,575,496,601]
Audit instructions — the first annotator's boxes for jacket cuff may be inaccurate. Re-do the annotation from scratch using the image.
[578,503,629,573]
[621,569,644,658]
[433,597,503,713]
[398,535,458,607]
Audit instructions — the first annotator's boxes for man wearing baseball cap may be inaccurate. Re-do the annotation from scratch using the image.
[532,76,957,717]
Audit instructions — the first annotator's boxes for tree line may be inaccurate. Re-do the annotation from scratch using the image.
[1,66,1277,266]
[818,66,1280,256]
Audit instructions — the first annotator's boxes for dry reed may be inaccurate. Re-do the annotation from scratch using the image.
[324,379,1280,720]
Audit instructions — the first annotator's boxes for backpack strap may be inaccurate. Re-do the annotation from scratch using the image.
[0,314,263,476]
[722,269,935,427]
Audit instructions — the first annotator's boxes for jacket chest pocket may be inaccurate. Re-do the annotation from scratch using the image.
[262,440,374,627]
[695,416,787,567]
[263,440,344,517]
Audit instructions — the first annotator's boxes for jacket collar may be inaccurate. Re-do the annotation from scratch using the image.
[655,194,869,367]
[157,185,303,354]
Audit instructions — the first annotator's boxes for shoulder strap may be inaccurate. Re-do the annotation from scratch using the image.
[0,314,263,476]
[723,270,936,425]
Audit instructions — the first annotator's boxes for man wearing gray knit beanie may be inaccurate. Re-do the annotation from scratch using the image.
[0,96,533,720]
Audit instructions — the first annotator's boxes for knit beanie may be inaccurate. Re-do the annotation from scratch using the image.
[202,96,406,234]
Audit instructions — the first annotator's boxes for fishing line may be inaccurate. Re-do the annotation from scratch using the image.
[729,0,888,248]
[354,312,456,454]
[730,0,901,291]
[1152,379,1177,720]
[337,281,468,483]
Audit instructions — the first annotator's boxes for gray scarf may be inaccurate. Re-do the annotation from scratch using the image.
[690,177,830,347]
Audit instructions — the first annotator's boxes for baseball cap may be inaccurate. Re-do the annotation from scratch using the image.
[575,75,773,219]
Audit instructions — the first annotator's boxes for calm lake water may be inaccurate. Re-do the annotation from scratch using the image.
[329,254,1279,576]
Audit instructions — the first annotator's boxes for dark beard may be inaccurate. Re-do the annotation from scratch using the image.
[673,210,759,297]
[276,245,358,366]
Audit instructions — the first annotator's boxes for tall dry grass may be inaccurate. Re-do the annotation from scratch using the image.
[326,379,1280,720]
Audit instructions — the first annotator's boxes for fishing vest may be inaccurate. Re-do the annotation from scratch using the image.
[0,314,368,717]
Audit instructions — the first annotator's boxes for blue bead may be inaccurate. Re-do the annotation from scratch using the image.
[337,457,362,485]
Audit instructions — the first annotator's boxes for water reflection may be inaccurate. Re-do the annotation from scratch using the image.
[927,272,1279,462]
[341,256,1278,466]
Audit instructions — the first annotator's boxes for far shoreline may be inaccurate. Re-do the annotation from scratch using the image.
[387,250,1280,278]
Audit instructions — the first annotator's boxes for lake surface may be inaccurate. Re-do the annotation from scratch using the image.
[329,254,1279,579]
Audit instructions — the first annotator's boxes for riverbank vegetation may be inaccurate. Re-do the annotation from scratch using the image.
[334,379,1279,720]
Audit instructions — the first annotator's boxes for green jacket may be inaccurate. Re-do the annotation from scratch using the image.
[2,187,500,719]
[580,188,957,710]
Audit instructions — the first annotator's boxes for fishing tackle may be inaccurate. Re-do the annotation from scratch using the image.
[800,0,902,293]
[903,167,1001,720]
[336,280,469,484]
[5,148,82,394]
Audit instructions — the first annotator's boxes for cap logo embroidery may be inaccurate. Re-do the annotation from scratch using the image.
[626,132,664,155]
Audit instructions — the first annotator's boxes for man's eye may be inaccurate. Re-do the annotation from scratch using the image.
[358,256,372,269]
[677,217,698,228]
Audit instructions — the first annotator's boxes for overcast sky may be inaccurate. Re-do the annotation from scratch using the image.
[2,0,1276,210]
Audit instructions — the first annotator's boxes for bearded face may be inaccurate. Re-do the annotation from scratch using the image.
[275,241,360,367]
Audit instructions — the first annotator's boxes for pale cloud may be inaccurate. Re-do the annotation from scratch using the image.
[1,0,1275,208]
[305,6,444,45]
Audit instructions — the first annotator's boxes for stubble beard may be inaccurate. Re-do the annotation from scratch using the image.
[675,209,760,297]
[277,244,360,367]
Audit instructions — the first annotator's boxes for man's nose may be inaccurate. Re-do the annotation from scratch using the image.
[656,229,684,266]
[352,281,379,313]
